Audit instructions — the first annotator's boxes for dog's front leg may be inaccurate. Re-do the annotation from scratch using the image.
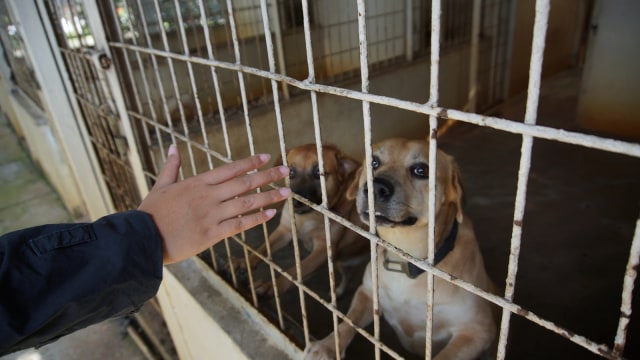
[257,237,328,295]
[433,326,493,360]
[304,274,375,359]
[229,224,292,273]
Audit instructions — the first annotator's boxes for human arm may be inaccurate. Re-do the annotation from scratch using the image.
[139,144,291,264]
[0,210,163,354]
[0,145,290,354]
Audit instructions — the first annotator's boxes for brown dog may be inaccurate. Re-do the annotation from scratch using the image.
[304,138,496,359]
[234,144,369,296]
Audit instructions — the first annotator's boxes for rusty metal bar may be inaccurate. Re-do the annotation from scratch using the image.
[258,0,286,331]
[173,0,212,171]
[132,0,179,173]
[613,216,640,355]
[288,0,317,346]
[109,42,640,159]
[194,0,229,272]
[197,0,232,159]
[424,0,442,357]
[224,0,263,308]
[496,1,549,358]
[150,0,199,177]
[356,1,382,359]
[108,0,162,176]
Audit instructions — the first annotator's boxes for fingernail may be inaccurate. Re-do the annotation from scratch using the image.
[278,165,289,175]
[168,144,178,157]
[279,187,291,197]
[258,153,270,163]
[265,209,277,218]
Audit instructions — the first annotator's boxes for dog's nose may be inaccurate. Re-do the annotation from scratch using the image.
[363,177,394,202]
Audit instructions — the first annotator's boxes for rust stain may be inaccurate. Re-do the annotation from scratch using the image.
[514,219,523,227]
[437,108,448,120]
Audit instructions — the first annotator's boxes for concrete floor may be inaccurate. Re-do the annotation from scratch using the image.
[0,114,145,360]
[439,68,640,359]
[217,67,640,359]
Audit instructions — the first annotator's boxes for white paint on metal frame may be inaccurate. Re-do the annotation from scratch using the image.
[102,0,640,358]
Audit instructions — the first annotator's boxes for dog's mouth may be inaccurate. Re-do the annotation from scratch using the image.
[363,211,418,227]
[294,205,313,214]
[293,200,314,214]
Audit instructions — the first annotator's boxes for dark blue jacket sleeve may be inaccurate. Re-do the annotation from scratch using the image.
[0,210,163,355]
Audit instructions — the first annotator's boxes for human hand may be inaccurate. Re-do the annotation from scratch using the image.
[139,144,291,264]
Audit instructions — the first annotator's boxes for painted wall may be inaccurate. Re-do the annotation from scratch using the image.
[577,0,640,140]
[508,0,588,97]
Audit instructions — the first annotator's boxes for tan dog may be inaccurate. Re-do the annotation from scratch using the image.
[234,144,369,296]
[304,138,496,360]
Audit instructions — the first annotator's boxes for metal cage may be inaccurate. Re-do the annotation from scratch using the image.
[43,0,640,358]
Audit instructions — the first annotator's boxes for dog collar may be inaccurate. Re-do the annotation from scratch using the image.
[382,220,459,279]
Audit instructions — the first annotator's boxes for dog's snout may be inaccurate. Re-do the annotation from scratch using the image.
[363,177,395,202]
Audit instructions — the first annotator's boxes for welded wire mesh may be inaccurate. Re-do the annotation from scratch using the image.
[92,0,640,358]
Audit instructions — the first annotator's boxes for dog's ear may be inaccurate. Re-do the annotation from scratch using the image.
[447,157,464,223]
[274,149,288,166]
[336,151,360,176]
[274,154,283,166]
[346,165,363,200]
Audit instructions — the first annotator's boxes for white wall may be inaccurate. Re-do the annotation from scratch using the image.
[577,0,640,140]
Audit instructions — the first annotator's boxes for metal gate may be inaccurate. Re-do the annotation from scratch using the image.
[40,0,640,359]
[43,0,144,212]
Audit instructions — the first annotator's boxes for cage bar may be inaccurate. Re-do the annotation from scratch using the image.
[497,0,550,358]
[72,1,640,359]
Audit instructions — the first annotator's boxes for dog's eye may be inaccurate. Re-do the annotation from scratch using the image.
[313,166,321,179]
[371,156,380,169]
[410,163,428,179]
[289,167,297,179]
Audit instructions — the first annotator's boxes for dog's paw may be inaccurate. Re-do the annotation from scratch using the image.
[234,257,251,271]
[225,257,249,274]
[303,341,337,360]
[254,279,275,297]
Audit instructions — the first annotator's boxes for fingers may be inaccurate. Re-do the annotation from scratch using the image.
[153,144,181,190]
[219,187,291,221]
[215,208,278,241]
[204,154,272,185]
[217,165,290,199]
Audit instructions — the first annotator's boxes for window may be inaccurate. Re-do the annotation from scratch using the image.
[117,0,225,39]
